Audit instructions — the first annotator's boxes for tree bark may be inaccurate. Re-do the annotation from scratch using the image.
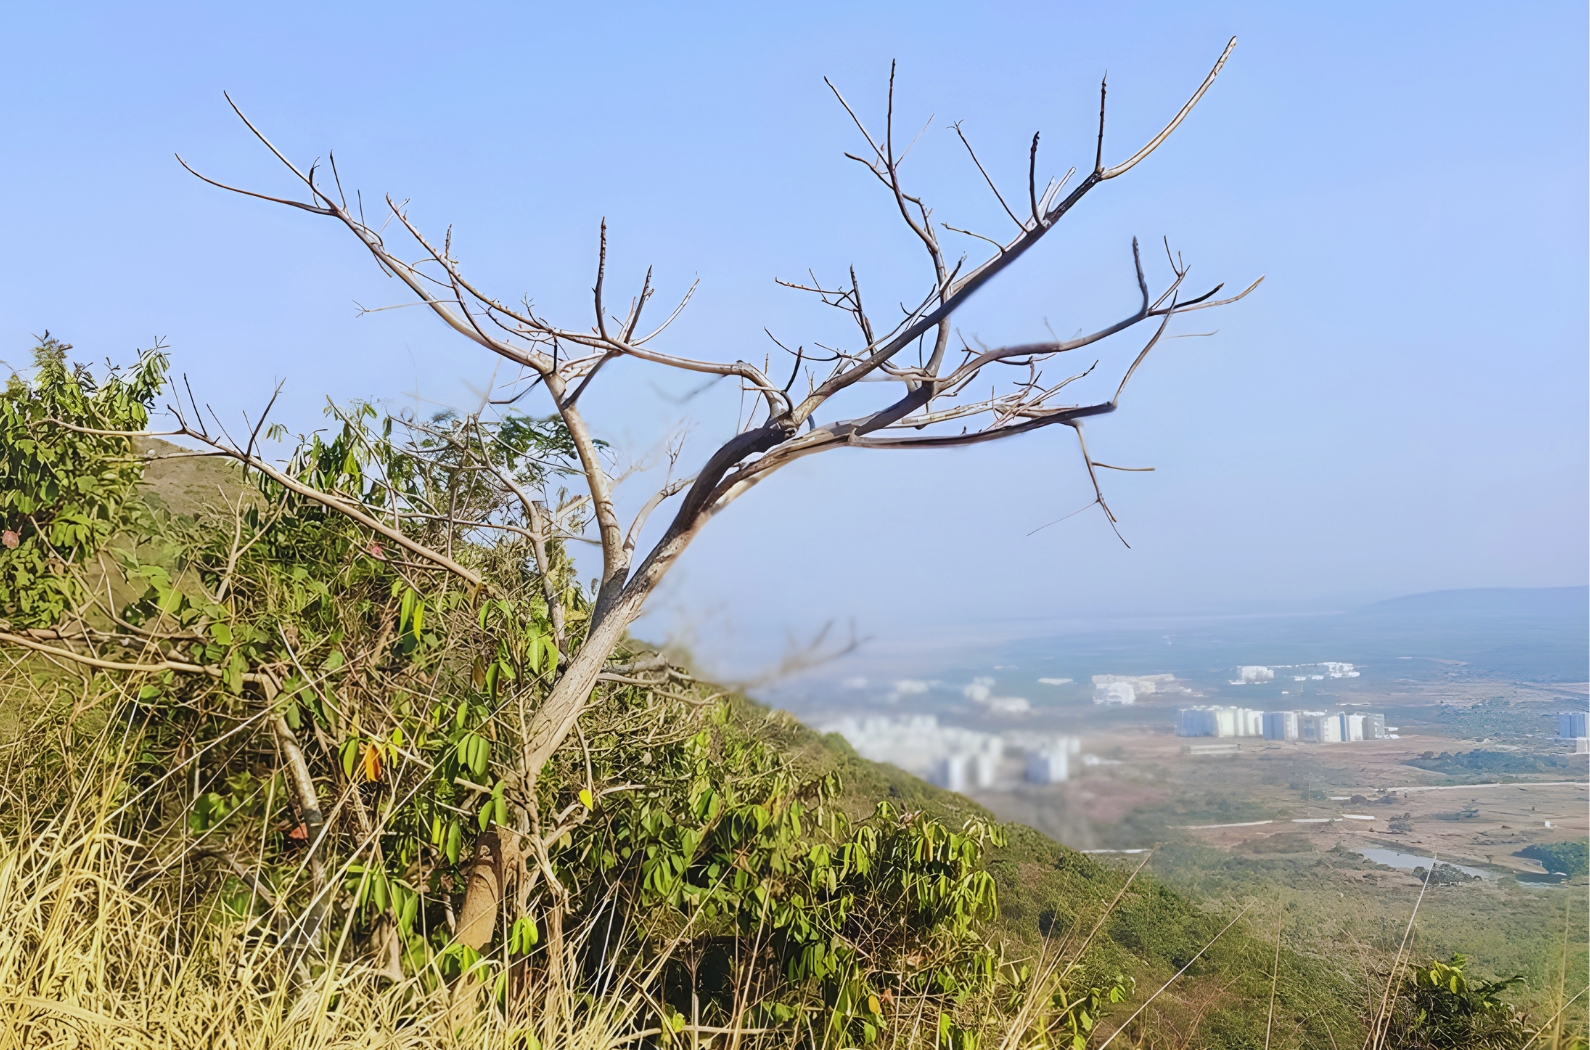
[454,827,519,951]
[264,679,329,946]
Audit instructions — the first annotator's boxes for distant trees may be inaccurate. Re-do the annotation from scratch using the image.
[1518,841,1589,878]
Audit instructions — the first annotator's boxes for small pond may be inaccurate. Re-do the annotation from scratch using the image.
[1354,847,1492,880]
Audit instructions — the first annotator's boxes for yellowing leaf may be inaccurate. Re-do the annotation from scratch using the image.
[362,742,382,782]
[579,788,594,809]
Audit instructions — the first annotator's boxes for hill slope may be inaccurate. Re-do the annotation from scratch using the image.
[732,697,1361,1046]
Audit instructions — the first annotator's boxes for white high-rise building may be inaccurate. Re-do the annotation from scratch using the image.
[1262,711,1299,741]
[938,753,969,792]
[1026,748,1069,784]
[1177,706,1264,738]
[1177,707,1218,737]
[1300,712,1343,743]
[972,751,999,789]
[1560,711,1588,739]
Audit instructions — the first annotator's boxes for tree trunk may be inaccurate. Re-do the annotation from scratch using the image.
[453,525,693,947]
[454,827,518,950]
[263,678,329,947]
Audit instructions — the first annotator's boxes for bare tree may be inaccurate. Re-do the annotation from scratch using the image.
[182,41,1254,805]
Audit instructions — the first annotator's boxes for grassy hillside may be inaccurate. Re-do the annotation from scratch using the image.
[1,367,1570,1049]
[736,698,1364,1047]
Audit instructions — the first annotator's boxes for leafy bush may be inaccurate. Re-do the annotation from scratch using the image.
[0,343,1132,1048]
[1381,955,1533,1050]
[0,337,164,625]
[1517,841,1589,878]
[1406,749,1578,776]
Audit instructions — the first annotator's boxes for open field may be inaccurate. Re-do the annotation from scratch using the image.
[952,676,1589,1019]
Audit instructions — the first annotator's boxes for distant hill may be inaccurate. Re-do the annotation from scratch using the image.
[1363,586,1587,619]
[1333,586,1587,681]
[810,585,1590,701]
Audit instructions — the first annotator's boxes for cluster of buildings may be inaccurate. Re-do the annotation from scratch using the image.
[1177,705,1391,742]
[1228,663,1362,685]
[1091,673,1179,705]
[935,734,1082,790]
[1561,711,1588,752]
[1023,735,1081,785]
[824,715,994,776]
[822,714,1085,790]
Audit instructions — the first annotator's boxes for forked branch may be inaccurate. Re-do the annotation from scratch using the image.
[185,40,1255,792]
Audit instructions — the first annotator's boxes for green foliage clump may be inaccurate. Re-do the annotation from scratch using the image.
[0,344,1092,1048]
[1382,955,1535,1050]
[483,682,1029,1045]
[1407,749,1579,777]
[0,337,165,626]
[1517,841,1589,878]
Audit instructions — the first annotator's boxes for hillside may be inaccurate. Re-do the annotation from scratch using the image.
[0,362,1561,1050]
[733,697,1361,1044]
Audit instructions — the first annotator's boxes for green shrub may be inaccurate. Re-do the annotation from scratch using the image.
[1517,841,1589,878]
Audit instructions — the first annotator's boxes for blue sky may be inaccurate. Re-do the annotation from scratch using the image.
[3,3,1584,670]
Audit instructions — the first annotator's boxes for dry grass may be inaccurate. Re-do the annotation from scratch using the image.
[0,797,678,1049]
[0,682,1016,1050]
[0,674,1356,1050]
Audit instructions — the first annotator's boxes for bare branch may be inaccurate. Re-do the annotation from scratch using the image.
[190,45,1254,801]
[1071,422,1128,546]
[1101,37,1237,180]
[624,476,695,555]
[0,630,220,676]
[1094,74,1108,174]
[593,219,611,340]
[951,122,1023,229]
[1028,131,1041,225]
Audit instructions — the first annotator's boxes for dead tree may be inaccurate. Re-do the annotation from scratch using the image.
[183,41,1255,807]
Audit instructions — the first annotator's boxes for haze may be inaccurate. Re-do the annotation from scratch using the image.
[2,2,1584,673]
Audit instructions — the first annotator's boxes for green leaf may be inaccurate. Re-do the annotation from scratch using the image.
[340,738,360,779]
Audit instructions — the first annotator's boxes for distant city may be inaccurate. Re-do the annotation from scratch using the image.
[822,662,1388,789]
[1175,705,1392,742]
[815,656,1589,796]
[823,714,1084,790]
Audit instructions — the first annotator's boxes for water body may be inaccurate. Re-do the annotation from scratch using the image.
[1354,847,1492,880]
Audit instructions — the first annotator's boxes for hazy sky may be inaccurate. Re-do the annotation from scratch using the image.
[3,3,1585,672]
